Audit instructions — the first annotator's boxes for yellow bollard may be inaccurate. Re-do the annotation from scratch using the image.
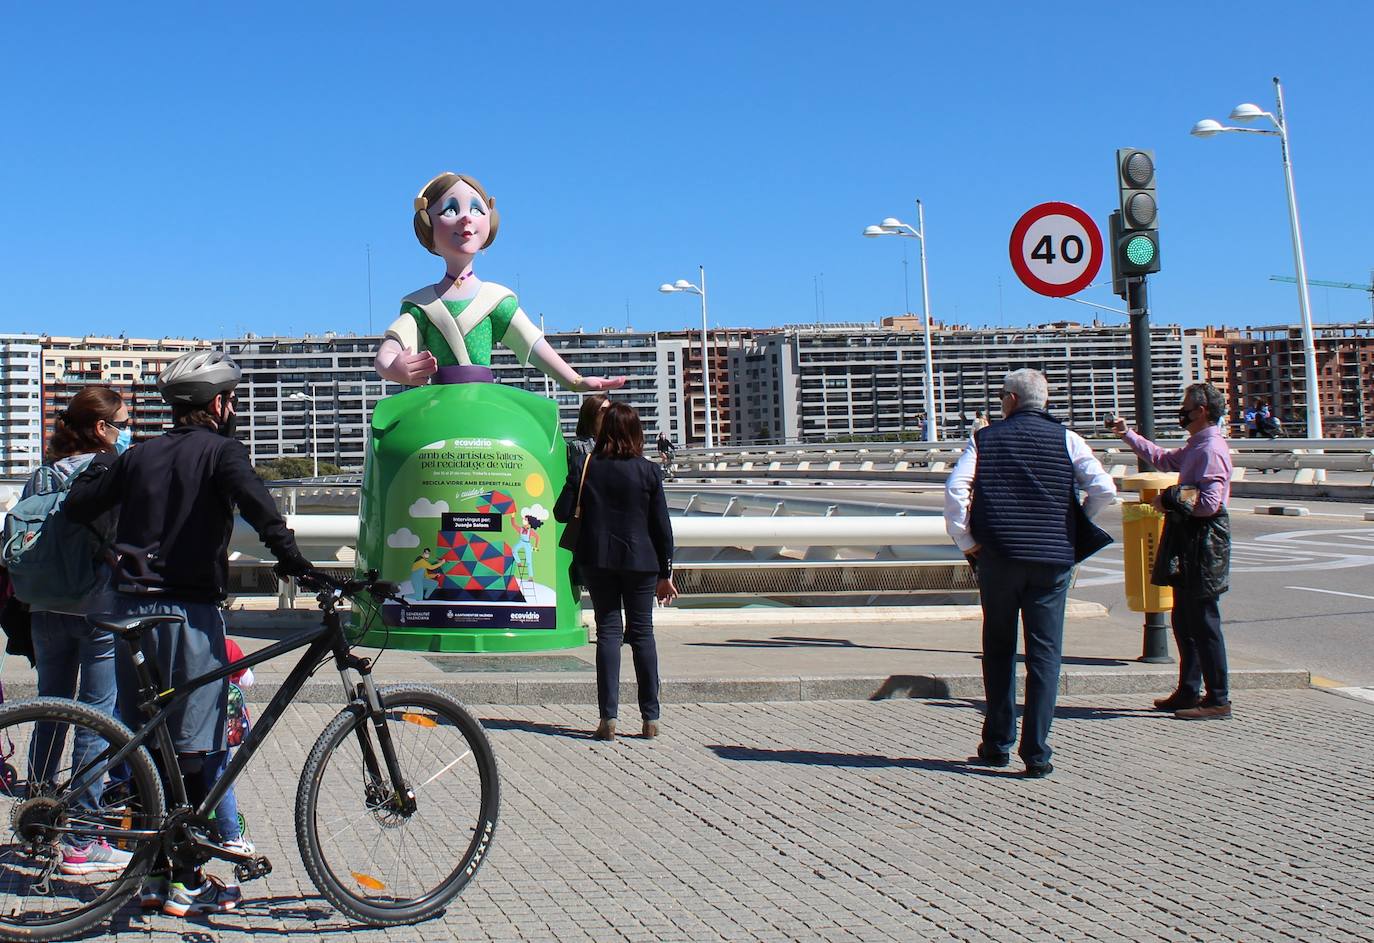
[1120,472,1179,613]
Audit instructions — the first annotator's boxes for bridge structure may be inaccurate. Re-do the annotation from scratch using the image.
[4,438,1371,609]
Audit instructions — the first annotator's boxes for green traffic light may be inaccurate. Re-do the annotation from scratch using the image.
[1124,234,1156,266]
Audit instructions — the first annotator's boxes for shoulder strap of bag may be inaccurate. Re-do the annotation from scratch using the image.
[572,453,593,520]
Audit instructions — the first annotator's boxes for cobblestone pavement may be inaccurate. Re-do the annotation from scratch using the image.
[72,689,1374,942]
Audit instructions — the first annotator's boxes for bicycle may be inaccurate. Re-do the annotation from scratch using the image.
[0,570,500,941]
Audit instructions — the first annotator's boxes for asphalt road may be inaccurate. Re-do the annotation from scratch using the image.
[711,484,1374,687]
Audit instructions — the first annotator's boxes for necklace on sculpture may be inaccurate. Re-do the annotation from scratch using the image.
[446,269,476,284]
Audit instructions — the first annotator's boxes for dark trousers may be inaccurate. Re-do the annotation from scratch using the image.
[1171,596,1229,705]
[976,550,1073,767]
[583,567,661,722]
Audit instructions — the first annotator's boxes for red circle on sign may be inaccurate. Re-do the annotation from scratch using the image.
[1008,202,1103,298]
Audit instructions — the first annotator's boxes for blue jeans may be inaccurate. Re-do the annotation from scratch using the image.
[189,751,241,842]
[976,550,1073,767]
[583,568,660,722]
[29,611,118,813]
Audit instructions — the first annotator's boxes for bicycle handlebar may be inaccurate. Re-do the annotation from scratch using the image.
[295,568,404,603]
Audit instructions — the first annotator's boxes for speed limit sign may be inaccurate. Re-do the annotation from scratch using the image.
[1009,202,1103,297]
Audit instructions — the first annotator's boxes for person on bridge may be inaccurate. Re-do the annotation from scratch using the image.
[1110,383,1233,721]
[944,369,1117,778]
[64,350,315,915]
[555,401,677,742]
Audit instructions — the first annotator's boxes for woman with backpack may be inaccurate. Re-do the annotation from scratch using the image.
[20,385,133,875]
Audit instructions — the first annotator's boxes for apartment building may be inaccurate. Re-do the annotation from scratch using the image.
[224,328,697,470]
[1222,322,1374,436]
[731,320,1201,444]
[38,335,213,459]
[0,335,43,476]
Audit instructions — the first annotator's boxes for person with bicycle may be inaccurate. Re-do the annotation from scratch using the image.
[64,350,313,916]
[18,386,132,876]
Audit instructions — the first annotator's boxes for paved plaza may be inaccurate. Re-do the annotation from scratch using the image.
[79,688,1374,942]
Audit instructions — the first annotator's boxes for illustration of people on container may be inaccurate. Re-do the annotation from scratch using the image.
[512,506,548,579]
[409,548,442,600]
[374,172,627,394]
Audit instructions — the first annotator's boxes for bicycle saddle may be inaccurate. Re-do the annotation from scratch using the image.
[87,613,186,637]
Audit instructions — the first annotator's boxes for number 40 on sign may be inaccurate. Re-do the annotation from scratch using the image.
[1009,202,1103,298]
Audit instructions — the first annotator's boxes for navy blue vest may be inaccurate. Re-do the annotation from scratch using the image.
[969,409,1076,565]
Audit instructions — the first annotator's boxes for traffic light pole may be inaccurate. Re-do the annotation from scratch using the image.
[1127,274,1173,664]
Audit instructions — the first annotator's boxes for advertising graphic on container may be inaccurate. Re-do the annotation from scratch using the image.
[359,170,626,652]
[382,436,556,630]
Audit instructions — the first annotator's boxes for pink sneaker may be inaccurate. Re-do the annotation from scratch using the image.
[59,839,133,875]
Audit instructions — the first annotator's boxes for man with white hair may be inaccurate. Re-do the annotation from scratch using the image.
[944,368,1116,778]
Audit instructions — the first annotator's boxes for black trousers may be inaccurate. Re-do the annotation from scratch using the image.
[582,567,661,722]
[1171,596,1229,705]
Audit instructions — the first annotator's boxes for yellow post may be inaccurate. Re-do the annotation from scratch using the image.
[1120,472,1179,613]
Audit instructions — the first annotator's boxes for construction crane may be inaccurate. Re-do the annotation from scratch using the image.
[1270,272,1374,318]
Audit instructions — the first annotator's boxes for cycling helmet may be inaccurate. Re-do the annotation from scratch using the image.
[157,350,242,405]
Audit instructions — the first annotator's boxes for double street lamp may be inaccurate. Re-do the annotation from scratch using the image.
[1192,76,1322,438]
[659,266,715,449]
[864,200,938,441]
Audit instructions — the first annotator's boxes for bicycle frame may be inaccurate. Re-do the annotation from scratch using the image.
[59,595,410,854]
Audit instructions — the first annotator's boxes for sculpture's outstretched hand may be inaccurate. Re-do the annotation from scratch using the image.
[375,339,438,386]
[572,375,628,393]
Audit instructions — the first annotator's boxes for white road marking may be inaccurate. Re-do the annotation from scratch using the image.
[1284,586,1374,601]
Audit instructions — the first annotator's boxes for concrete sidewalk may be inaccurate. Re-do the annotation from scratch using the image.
[1,601,1306,705]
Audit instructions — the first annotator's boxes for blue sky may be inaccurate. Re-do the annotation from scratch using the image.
[2,2,1371,340]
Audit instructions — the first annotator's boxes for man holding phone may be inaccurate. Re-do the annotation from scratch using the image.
[1109,382,1233,720]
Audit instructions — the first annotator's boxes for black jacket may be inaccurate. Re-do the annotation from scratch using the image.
[64,425,306,602]
[554,454,673,578]
[1151,485,1230,600]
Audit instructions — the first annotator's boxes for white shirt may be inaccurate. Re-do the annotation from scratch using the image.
[943,426,1117,553]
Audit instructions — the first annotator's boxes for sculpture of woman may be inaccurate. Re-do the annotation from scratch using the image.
[375,172,625,392]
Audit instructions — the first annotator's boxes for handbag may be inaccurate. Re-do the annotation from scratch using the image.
[558,453,593,553]
[1073,500,1113,564]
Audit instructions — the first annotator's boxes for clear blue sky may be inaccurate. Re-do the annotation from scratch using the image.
[2,2,1371,340]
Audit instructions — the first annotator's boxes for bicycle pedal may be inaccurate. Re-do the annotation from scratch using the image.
[233,856,273,882]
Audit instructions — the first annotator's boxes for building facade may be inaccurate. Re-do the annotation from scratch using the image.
[1220,323,1374,437]
[0,335,44,476]
[731,320,1201,444]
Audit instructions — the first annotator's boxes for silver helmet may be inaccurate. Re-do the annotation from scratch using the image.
[157,350,242,406]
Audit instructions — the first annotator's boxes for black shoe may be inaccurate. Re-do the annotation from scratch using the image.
[972,744,1010,768]
[1152,690,1202,712]
[1022,762,1054,779]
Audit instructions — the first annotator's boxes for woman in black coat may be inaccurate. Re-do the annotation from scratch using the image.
[555,401,677,741]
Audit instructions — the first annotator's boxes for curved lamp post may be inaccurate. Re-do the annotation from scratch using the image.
[1192,77,1321,438]
[863,201,938,442]
[659,266,715,448]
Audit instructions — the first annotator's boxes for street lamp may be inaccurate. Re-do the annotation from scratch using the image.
[287,390,318,478]
[659,266,715,448]
[863,200,939,442]
[1192,76,1322,438]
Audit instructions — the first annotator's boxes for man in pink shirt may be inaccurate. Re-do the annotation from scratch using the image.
[1111,383,1234,720]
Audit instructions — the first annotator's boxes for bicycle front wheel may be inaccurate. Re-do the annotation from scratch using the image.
[295,684,499,926]
[0,698,164,943]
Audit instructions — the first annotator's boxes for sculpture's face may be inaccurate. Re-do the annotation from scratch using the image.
[429,178,492,260]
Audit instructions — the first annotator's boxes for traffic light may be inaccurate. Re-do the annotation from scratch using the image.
[1108,211,1127,299]
[1115,147,1160,276]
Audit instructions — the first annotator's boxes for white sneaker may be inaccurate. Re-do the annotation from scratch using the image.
[223,837,255,855]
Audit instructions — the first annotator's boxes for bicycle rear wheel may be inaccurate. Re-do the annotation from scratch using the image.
[295,684,499,926]
[0,698,164,943]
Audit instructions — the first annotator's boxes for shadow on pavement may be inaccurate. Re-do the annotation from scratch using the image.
[688,636,1130,667]
[479,717,595,740]
[921,697,1161,721]
[707,744,1012,777]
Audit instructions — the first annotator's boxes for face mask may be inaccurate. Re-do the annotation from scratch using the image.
[1177,408,1195,429]
[218,410,238,438]
[114,427,132,454]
